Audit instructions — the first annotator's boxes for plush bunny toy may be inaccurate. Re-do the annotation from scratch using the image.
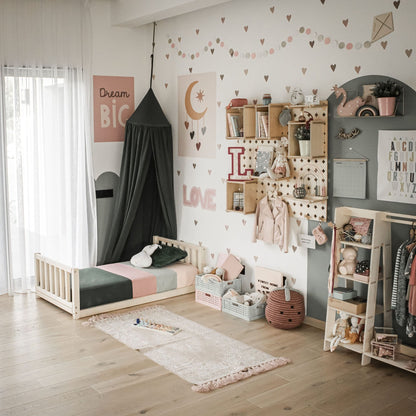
[266,136,290,180]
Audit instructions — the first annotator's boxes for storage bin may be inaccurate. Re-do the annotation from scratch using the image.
[195,290,222,311]
[195,274,242,297]
[371,340,399,360]
[222,297,265,321]
[328,296,367,315]
[265,288,305,329]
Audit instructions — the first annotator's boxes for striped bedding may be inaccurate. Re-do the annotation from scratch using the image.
[78,262,197,309]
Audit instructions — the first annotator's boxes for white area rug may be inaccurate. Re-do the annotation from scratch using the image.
[85,306,290,392]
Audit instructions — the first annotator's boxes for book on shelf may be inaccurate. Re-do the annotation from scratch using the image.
[256,111,266,137]
[230,115,240,137]
[227,113,239,137]
[261,114,269,137]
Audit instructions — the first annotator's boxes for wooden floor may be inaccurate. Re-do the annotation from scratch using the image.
[1,293,415,416]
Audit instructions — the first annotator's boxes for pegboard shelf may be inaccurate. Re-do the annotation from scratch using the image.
[284,196,328,203]
[225,100,328,221]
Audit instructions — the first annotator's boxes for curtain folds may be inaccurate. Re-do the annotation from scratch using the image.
[102,89,177,264]
[0,0,96,294]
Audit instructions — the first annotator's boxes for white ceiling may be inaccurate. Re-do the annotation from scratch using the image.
[110,0,232,27]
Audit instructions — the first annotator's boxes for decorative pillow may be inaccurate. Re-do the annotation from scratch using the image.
[151,245,188,268]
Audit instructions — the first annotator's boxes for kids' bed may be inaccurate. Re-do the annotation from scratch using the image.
[35,236,205,319]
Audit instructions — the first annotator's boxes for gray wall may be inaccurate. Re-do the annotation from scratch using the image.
[307,75,416,329]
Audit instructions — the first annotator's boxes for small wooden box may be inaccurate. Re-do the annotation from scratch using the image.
[328,296,366,315]
[371,340,399,361]
[374,327,399,344]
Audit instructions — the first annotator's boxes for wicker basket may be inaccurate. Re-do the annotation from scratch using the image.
[195,290,222,311]
[265,288,305,329]
[222,297,265,321]
[195,274,242,297]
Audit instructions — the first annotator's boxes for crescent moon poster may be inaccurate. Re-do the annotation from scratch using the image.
[178,72,216,158]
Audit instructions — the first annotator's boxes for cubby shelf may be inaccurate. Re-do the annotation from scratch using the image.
[225,101,328,220]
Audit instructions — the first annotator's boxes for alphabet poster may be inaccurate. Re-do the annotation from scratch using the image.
[93,75,134,142]
[377,130,416,204]
[178,72,216,158]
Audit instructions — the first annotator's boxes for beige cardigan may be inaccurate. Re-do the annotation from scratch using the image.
[253,196,289,253]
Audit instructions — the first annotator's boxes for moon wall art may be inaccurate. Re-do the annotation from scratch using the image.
[178,72,216,158]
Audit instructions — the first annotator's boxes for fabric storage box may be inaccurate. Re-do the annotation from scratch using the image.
[195,290,222,311]
[328,296,366,315]
[222,297,265,321]
[371,340,399,360]
[332,287,357,300]
[195,274,242,297]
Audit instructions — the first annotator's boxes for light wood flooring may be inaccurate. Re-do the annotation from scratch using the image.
[1,292,415,416]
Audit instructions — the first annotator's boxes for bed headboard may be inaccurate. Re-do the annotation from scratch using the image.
[153,236,206,273]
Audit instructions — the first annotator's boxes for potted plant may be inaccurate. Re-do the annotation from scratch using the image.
[294,124,310,156]
[371,79,401,116]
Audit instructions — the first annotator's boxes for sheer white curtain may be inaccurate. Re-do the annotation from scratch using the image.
[0,0,97,294]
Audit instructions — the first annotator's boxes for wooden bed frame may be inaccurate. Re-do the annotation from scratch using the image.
[35,236,206,319]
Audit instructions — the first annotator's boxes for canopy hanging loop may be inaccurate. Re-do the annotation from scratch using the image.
[150,22,156,89]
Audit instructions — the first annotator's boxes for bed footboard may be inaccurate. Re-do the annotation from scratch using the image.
[35,254,80,319]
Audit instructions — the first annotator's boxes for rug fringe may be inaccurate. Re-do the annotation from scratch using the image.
[191,357,291,393]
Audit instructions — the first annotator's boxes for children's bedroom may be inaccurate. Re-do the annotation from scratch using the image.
[1,0,416,414]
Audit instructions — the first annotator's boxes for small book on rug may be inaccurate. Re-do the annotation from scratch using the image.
[134,318,181,335]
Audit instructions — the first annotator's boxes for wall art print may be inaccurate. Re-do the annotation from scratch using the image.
[93,75,135,142]
[377,130,416,204]
[178,72,216,158]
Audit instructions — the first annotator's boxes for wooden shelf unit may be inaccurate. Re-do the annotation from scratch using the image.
[323,207,416,372]
[226,179,257,215]
[225,101,328,220]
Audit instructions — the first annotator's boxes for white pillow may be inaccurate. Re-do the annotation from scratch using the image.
[130,244,160,268]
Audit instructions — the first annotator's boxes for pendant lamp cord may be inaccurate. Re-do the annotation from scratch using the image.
[150,22,156,89]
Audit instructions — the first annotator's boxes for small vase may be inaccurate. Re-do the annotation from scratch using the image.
[299,140,310,157]
[377,97,396,116]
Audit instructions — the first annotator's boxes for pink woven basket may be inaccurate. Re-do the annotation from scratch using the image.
[265,288,305,329]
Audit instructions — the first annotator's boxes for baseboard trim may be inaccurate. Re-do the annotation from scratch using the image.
[304,316,325,330]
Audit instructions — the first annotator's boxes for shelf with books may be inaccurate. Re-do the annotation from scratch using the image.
[226,107,244,139]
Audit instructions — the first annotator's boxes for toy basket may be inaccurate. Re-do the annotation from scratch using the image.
[195,274,242,297]
[195,290,222,311]
[265,287,305,329]
[222,297,265,321]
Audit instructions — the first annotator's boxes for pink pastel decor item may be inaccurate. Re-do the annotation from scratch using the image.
[377,97,396,116]
[332,85,366,117]
[221,254,244,281]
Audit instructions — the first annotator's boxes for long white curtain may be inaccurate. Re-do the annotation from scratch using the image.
[0,0,97,294]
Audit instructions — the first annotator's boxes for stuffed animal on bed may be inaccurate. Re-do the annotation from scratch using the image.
[266,137,290,180]
[130,244,161,268]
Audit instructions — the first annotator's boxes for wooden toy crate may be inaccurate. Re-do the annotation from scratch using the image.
[195,290,222,311]
[222,297,265,321]
[195,275,242,297]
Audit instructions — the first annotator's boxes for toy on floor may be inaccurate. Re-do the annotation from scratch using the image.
[134,318,181,335]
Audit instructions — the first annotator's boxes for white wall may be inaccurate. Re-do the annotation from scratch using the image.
[91,0,150,178]
[96,0,416,301]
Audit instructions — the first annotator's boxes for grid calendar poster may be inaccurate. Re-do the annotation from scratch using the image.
[377,130,416,204]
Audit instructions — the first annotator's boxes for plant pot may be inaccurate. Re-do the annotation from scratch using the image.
[299,140,310,157]
[377,97,396,116]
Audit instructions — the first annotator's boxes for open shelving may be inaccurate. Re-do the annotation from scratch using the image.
[324,207,416,372]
